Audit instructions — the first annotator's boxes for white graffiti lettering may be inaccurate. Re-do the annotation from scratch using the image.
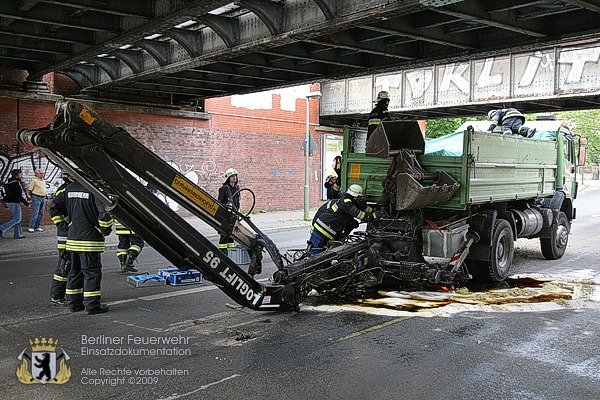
[440,63,469,93]
[405,69,433,100]
[477,58,503,88]
[558,48,600,83]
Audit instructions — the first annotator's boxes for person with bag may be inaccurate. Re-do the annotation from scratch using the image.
[0,168,30,239]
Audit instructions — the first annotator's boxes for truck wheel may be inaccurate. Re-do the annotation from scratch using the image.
[470,219,514,282]
[540,211,570,260]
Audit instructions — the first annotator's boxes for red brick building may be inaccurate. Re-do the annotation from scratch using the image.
[0,71,339,226]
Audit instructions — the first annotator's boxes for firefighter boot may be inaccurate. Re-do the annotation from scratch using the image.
[118,254,127,271]
[121,250,139,274]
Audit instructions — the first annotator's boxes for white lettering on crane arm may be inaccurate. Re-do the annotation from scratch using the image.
[219,266,262,305]
[203,250,262,306]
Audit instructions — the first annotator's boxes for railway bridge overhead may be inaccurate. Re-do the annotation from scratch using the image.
[3,0,600,121]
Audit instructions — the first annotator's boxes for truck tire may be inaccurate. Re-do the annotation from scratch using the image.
[471,219,514,282]
[540,211,570,260]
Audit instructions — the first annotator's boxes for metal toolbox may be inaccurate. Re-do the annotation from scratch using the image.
[127,273,166,288]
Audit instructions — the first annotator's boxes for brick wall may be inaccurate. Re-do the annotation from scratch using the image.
[0,83,334,228]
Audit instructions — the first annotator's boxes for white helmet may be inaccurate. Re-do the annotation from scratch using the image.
[225,168,238,179]
[376,91,389,101]
[488,110,497,119]
[346,184,363,197]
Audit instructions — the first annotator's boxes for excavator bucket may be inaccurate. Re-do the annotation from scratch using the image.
[396,171,460,210]
[365,121,425,158]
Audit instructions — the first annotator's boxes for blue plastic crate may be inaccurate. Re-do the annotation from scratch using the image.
[227,246,250,264]
[127,274,166,288]
[162,269,203,286]
[157,267,180,278]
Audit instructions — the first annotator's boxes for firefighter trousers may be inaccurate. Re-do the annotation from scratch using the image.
[65,252,103,311]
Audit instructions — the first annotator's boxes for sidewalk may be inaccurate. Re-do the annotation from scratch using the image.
[2,179,598,260]
[0,209,312,260]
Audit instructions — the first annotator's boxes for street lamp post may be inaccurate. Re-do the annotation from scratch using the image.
[304,91,321,221]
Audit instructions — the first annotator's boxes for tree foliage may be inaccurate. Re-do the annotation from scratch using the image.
[424,110,600,165]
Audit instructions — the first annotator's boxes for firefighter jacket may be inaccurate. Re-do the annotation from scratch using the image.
[2,177,29,205]
[367,101,391,138]
[312,194,373,240]
[51,181,72,250]
[488,108,525,131]
[218,182,240,211]
[115,220,135,235]
[49,181,113,252]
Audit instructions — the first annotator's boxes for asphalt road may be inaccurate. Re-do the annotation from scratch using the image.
[1,186,599,400]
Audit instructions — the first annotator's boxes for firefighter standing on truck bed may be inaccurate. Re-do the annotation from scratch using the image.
[114,220,144,274]
[367,91,392,140]
[49,179,113,315]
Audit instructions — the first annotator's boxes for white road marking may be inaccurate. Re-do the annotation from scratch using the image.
[158,374,241,400]
[108,278,271,305]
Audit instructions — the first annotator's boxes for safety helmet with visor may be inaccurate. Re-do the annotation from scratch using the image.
[225,168,238,179]
[346,184,363,198]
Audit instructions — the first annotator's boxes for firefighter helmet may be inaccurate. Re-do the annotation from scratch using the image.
[376,91,389,101]
[488,110,497,119]
[346,184,363,197]
[225,168,238,179]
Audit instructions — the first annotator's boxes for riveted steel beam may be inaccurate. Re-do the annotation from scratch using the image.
[113,49,144,74]
[198,14,240,48]
[137,39,170,66]
[93,57,122,81]
[167,28,203,57]
[240,0,284,35]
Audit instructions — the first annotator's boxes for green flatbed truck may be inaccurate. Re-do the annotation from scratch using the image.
[341,119,584,283]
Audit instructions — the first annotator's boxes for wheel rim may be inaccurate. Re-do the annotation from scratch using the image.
[556,224,569,249]
[496,232,511,274]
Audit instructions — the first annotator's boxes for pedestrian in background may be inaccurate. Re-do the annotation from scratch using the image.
[27,168,47,233]
[0,169,29,239]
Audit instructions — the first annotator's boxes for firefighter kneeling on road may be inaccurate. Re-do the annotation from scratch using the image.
[115,220,144,274]
[308,184,375,255]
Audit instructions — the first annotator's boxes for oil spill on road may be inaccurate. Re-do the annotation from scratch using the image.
[304,274,600,317]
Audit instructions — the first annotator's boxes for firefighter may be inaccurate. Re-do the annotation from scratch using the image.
[217,168,240,253]
[487,108,536,137]
[49,179,113,314]
[367,91,392,140]
[308,184,374,255]
[324,175,341,200]
[115,220,144,274]
[49,172,74,306]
